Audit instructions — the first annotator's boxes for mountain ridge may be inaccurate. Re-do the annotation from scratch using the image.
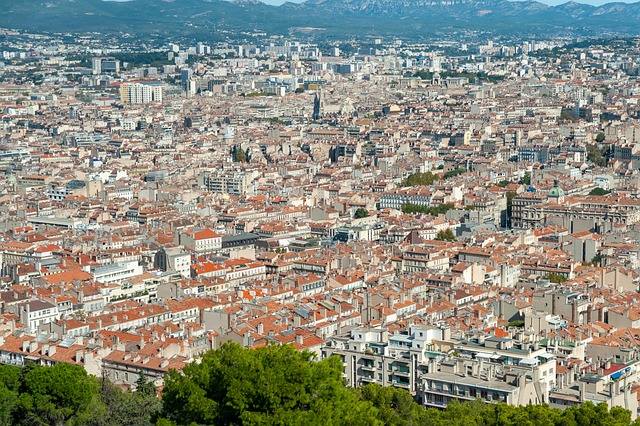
[2,0,640,38]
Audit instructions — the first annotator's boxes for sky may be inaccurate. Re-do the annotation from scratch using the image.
[258,0,638,5]
[539,0,637,5]
[101,0,639,6]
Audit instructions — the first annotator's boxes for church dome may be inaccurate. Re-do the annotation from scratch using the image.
[548,180,565,198]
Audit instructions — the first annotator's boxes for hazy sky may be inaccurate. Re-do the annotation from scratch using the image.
[259,0,637,5]
[540,0,637,5]
[102,0,639,6]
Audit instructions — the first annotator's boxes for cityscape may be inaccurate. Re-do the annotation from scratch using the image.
[3,6,640,425]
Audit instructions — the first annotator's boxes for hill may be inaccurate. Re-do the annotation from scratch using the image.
[3,0,640,39]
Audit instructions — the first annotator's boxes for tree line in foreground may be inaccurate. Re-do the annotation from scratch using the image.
[0,342,637,425]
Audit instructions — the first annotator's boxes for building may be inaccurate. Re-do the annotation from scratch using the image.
[313,87,324,120]
[420,357,550,408]
[13,300,60,332]
[198,170,252,196]
[154,246,191,278]
[323,325,450,394]
[175,228,222,254]
[120,81,164,104]
[92,57,120,75]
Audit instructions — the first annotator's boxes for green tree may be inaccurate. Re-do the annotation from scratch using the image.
[435,228,456,241]
[507,319,525,328]
[401,171,439,187]
[443,168,467,180]
[544,272,567,283]
[233,146,247,163]
[13,363,102,426]
[596,132,605,142]
[135,372,156,397]
[589,253,603,267]
[354,208,369,219]
[519,171,531,185]
[160,343,380,426]
[358,384,425,426]
[586,143,608,167]
[589,187,611,196]
[401,203,455,216]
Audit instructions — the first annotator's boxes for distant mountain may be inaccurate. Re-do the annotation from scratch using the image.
[2,0,640,39]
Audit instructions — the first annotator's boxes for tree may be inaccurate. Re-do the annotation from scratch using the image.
[354,208,369,219]
[100,378,161,426]
[135,372,156,397]
[0,361,637,426]
[507,319,525,328]
[435,228,456,241]
[596,131,605,142]
[544,272,567,283]
[589,187,611,196]
[13,363,102,426]
[401,203,456,216]
[590,253,603,267]
[586,143,609,167]
[160,343,380,426]
[443,168,467,180]
[519,171,531,185]
[400,171,439,187]
[358,384,426,426]
[233,146,247,163]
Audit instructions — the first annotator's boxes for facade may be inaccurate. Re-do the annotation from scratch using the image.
[154,246,191,278]
[175,228,222,254]
[198,170,252,195]
[323,325,450,394]
[120,81,164,104]
[420,358,549,408]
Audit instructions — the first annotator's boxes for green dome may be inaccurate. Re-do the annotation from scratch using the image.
[548,180,564,198]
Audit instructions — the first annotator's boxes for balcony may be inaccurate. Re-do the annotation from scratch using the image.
[395,365,410,374]
[394,379,411,388]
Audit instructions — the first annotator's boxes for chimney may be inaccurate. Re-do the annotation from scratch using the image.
[29,341,38,353]
[257,322,264,335]
[295,334,304,345]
